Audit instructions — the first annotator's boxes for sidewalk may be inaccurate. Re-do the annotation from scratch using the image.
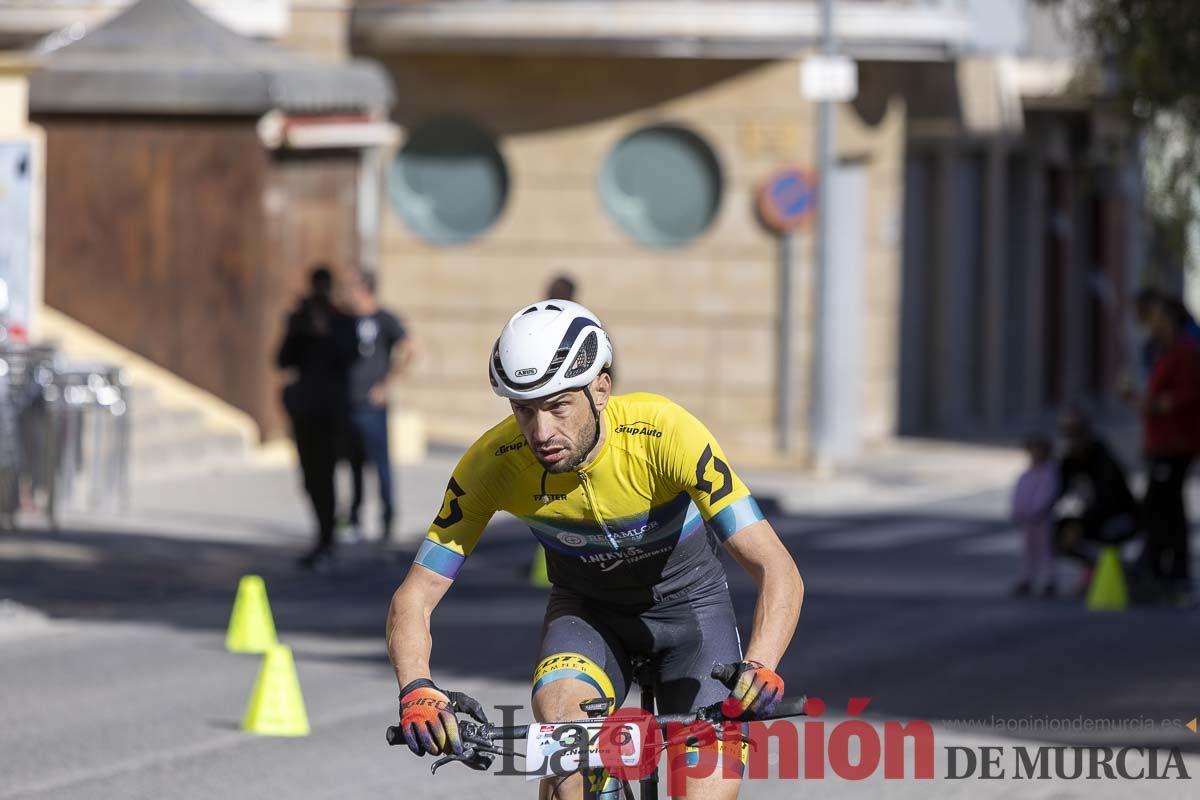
[26,438,1028,551]
[35,447,465,551]
[743,438,1026,517]
[28,433,1200,547]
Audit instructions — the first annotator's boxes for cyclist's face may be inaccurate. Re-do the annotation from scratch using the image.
[511,376,610,473]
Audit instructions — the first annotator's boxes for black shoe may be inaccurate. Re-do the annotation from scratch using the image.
[299,545,336,572]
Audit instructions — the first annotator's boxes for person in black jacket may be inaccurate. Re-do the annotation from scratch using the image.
[277,266,357,570]
[1054,409,1140,594]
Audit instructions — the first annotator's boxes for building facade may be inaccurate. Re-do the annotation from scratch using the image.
[8,0,1146,463]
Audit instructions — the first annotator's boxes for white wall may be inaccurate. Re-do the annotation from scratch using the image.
[0,66,44,339]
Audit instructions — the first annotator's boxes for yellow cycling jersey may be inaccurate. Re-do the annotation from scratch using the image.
[414,392,765,603]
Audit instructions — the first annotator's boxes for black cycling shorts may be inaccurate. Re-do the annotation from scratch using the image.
[534,578,742,714]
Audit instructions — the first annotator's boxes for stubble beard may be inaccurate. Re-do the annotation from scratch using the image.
[539,413,597,474]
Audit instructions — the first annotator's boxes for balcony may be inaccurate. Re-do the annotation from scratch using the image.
[351,0,974,60]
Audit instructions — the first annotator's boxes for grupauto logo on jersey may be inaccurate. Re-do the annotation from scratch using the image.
[557,532,588,548]
[494,435,527,457]
[615,421,663,438]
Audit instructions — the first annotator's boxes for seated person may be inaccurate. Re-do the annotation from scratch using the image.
[1053,409,1139,593]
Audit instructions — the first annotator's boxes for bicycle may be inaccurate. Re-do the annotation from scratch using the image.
[387,660,809,799]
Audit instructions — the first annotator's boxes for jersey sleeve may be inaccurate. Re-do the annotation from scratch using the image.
[659,403,765,542]
[413,445,498,580]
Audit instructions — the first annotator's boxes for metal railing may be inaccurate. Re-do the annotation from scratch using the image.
[0,344,130,531]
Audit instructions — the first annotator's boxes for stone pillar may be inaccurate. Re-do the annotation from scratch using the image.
[931,143,965,432]
[981,140,1008,429]
[1022,152,1046,421]
[1061,164,1088,406]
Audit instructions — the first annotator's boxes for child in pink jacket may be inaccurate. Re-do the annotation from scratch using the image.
[1011,435,1060,597]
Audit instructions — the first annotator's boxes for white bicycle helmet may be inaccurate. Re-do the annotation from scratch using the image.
[489,300,613,401]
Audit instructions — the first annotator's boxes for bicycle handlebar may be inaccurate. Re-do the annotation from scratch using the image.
[655,694,809,728]
[387,661,807,768]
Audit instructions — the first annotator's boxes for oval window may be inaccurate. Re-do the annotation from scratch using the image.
[390,118,509,245]
[599,124,723,247]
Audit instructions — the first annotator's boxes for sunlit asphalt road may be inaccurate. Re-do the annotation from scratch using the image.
[1,460,1198,799]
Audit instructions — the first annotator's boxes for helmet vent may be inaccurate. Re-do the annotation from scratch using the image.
[491,343,511,385]
[545,304,563,311]
[522,306,538,315]
[564,331,598,378]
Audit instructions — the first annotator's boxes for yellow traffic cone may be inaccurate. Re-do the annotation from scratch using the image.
[530,545,551,588]
[242,644,310,737]
[1086,546,1129,612]
[226,575,278,653]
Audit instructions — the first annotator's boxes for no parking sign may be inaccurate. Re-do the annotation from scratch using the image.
[758,168,817,234]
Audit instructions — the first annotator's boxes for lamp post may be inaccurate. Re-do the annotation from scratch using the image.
[809,0,836,465]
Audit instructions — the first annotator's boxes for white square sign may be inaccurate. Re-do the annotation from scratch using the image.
[800,55,858,102]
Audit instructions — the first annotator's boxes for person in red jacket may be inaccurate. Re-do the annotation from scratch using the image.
[1132,296,1200,607]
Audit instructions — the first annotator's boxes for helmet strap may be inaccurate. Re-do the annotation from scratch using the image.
[581,385,602,461]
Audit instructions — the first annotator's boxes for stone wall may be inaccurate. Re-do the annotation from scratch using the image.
[279,0,350,61]
[367,53,906,464]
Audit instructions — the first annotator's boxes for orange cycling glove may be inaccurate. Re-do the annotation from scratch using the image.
[721,661,784,720]
[399,679,462,757]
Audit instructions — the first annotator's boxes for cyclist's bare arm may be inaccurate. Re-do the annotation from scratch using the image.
[386,564,454,687]
[722,519,803,670]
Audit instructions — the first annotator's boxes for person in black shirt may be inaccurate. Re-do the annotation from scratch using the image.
[1054,409,1139,594]
[345,271,411,543]
[277,266,357,570]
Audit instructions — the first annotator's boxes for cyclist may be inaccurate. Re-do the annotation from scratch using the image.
[387,300,803,799]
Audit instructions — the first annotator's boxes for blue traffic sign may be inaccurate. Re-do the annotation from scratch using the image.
[758,168,817,233]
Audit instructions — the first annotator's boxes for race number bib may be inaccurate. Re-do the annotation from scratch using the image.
[524,721,643,781]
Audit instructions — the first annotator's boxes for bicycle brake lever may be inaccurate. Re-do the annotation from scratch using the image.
[430,747,495,774]
[430,754,458,775]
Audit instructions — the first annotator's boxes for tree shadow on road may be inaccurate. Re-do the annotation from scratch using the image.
[1,498,1197,753]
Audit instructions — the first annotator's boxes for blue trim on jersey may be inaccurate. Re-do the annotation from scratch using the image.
[707,496,765,541]
[680,502,704,541]
[532,668,607,697]
[415,538,466,580]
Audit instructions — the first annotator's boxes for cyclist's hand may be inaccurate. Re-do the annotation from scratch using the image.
[721,661,784,720]
[398,679,463,757]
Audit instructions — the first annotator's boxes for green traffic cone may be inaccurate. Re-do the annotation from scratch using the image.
[1086,546,1129,612]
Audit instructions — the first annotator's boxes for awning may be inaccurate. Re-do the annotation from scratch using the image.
[30,0,394,116]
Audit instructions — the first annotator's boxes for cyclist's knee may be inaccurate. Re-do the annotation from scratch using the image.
[533,682,591,722]
[531,652,614,721]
